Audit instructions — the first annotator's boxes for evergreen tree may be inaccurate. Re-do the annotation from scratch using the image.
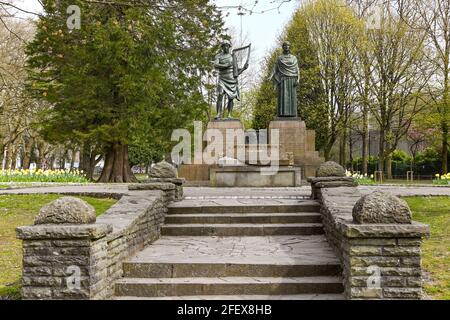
[26,0,225,182]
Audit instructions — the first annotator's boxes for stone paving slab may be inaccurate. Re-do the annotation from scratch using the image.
[168,198,312,208]
[128,235,340,265]
[116,276,342,284]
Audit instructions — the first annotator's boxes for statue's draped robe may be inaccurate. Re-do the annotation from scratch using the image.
[271,54,299,117]
[215,53,240,101]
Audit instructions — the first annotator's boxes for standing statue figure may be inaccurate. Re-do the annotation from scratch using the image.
[271,41,299,118]
[214,41,250,119]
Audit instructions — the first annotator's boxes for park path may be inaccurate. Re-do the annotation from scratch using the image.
[1,184,449,198]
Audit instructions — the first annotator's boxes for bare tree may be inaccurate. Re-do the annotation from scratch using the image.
[363,1,431,178]
[410,0,450,174]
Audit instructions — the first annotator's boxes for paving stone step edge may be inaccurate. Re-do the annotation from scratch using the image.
[167,203,320,214]
[164,213,322,224]
[114,277,344,297]
[114,293,346,300]
[161,224,325,236]
[122,262,341,278]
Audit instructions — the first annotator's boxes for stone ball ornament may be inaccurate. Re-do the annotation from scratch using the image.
[149,160,178,179]
[316,161,346,177]
[352,191,412,224]
[34,196,97,225]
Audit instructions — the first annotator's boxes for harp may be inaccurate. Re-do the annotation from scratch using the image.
[232,44,251,78]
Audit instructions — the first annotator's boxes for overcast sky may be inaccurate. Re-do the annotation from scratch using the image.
[14,0,300,72]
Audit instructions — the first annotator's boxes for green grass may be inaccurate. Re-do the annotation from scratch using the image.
[0,194,117,300]
[404,196,450,300]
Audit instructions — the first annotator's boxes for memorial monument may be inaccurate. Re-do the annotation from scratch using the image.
[271,41,299,118]
[179,40,324,186]
[213,41,250,119]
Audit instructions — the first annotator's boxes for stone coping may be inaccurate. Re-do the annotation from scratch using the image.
[97,191,163,235]
[15,189,165,240]
[340,222,429,238]
[319,187,429,238]
[16,223,112,240]
[128,183,175,191]
[143,178,185,185]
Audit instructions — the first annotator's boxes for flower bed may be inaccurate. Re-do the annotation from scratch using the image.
[345,170,375,185]
[0,169,89,183]
[433,173,450,185]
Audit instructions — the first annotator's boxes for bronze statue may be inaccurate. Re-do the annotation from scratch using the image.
[214,41,250,119]
[271,41,299,117]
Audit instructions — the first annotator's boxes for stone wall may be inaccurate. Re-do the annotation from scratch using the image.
[312,182,429,299]
[16,188,173,300]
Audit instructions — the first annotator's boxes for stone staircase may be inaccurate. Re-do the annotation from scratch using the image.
[114,199,344,299]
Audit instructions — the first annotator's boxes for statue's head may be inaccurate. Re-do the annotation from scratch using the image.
[221,41,231,54]
[282,41,291,54]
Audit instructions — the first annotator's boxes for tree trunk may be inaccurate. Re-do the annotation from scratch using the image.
[49,155,55,170]
[442,123,448,174]
[22,137,34,170]
[386,156,392,180]
[349,135,354,172]
[97,143,137,183]
[70,149,76,170]
[4,144,11,169]
[10,146,17,170]
[0,144,5,170]
[339,129,347,168]
[362,107,369,175]
[378,128,385,178]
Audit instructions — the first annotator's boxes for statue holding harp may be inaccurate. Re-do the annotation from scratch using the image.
[214,41,251,119]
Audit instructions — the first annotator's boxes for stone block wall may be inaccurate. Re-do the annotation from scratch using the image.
[16,188,171,300]
[314,184,429,299]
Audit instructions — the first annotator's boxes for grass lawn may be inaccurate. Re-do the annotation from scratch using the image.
[404,196,450,300]
[0,194,117,300]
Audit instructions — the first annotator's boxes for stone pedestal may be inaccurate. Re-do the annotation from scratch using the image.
[206,119,245,160]
[269,118,323,178]
[210,165,302,187]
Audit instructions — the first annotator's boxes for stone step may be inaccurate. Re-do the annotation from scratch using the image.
[114,293,346,300]
[167,201,320,215]
[161,223,324,236]
[115,276,344,297]
[164,212,322,224]
[123,262,341,278]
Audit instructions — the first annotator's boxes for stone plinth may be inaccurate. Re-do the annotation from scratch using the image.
[314,185,430,300]
[206,119,245,160]
[178,164,210,181]
[134,177,185,201]
[210,165,302,187]
[16,190,170,300]
[269,118,323,177]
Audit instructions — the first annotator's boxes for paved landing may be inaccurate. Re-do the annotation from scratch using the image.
[128,235,340,265]
[1,184,449,198]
